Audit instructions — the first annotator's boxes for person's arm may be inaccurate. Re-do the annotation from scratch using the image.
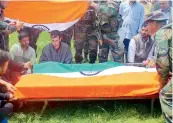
[0,21,17,35]
[0,79,16,93]
[138,6,144,33]
[119,2,123,16]
[64,47,72,64]
[128,39,136,63]
[39,46,48,63]
[155,30,171,87]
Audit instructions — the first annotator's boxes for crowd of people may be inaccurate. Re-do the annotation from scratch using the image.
[0,0,172,122]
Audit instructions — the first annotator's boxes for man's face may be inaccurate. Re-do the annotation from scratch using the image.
[51,36,62,50]
[20,37,29,48]
[146,21,157,36]
[141,27,149,39]
[159,1,170,11]
[129,0,136,4]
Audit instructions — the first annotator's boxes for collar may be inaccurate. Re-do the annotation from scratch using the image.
[51,43,61,52]
[161,8,171,13]
[20,44,29,52]
[129,1,136,6]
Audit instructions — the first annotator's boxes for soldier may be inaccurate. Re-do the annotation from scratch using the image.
[61,26,73,47]
[91,0,124,63]
[157,23,172,123]
[145,12,172,123]
[0,1,23,51]
[74,5,97,64]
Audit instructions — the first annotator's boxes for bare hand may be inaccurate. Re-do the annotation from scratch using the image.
[24,61,33,69]
[143,60,155,68]
[15,20,24,31]
[8,93,14,100]
[4,83,16,93]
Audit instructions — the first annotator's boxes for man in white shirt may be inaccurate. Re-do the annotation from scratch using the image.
[128,25,155,63]
[10,30,36,65]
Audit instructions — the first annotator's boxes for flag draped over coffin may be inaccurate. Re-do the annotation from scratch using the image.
[4,1,88,31]
[14,62,160,100]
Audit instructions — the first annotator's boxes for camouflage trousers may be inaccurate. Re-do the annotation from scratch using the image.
[74,32,98,63]
[159,78,172,123]
[0,32,8,51]
[99,32,124,63]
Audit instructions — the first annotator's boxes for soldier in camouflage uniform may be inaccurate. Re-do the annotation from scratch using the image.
[155,24,173,123]
[156,23,172,123]
[61,26,73,47]
[74,6,98,64]
[145,12,172,123]
[91,0,124,63]
[0,1,23,51]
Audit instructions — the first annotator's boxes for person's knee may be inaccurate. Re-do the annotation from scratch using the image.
[0,103,13,121]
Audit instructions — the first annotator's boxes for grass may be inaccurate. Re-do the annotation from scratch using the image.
[8,32,164,123]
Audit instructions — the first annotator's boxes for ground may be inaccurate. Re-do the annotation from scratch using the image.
[8,32,164,123]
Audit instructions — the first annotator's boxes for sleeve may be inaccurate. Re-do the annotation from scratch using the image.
[155,31,170,86]
[39,46,48,63]
[119,2,123,16]
[138,6,144,33]
[0,22,8,30]
[0,22,16,34]
[64,47,72,64]
[128,39,136,63]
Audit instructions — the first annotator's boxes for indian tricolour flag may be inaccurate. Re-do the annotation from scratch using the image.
[5,1,88,31]
[14,62,160,100]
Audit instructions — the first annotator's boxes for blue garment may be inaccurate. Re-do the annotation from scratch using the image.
[1,118,8,123]
[119,1,144,40]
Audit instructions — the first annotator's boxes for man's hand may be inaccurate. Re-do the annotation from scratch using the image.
[24,61,33,69]
[4,82,16,94]
[15,20,24,31]
[143,59,156,68]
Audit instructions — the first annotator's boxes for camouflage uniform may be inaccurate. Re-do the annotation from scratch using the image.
[61,26,73,47]
[96,1,124,63]
[0,21,16,51]
[155,23,172,123]
[74,6,98,64]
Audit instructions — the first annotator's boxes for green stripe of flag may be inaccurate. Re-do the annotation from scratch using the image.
[33,61,123,73]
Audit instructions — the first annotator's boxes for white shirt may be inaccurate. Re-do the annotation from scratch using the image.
[128,38,155,63]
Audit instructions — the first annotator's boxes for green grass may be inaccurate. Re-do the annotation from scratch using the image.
[8,32,164,123]
[9,100,164,123]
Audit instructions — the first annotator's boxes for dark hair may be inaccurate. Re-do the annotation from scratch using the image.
[50,30,63,39]
[18,30,29,41]
[0,50,10,66]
